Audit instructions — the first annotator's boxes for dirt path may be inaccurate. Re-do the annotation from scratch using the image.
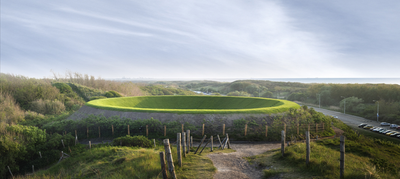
[208,142,281,179]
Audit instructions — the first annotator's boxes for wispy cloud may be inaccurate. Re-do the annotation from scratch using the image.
[1,0,399,78]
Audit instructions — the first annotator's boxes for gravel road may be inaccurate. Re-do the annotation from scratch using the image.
[208,142,281,179]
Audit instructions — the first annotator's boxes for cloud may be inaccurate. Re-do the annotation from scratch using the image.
[1,0,399,78]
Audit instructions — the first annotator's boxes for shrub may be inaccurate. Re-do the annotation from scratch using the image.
[52,82,73,93]
[105,90,123,98]
[90,96,107,101]
[112,135,152,148]
[0,92,25,124]
[30,99,66,115]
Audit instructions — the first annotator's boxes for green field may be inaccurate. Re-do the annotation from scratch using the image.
[86,96,300,114]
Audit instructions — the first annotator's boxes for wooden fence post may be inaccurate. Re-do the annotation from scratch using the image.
[39,151,42,158]
[98,126,101,138]
[177,133,182,167]
[163,139,177,179]
[182,124,184,133]
[186,130,190,153]
[159,152,168,179]
[89,141,91,149]
[284,123,286,134]
[61,139,65,148]
[164,125,166,137]
[297,123,299,135]
[32,165,34,174]
[244,124,247,136]
[153,139,156,148]
[199,138,211,154]
[146,125,148,137]
[217,135,223,147]
[306,131,310,165]
[191,136,193,148]
[7,166,14,179]
[202,124,205,136]
[87,127,89,139]
[112,125,114,137]
[195,135,207,154]
[340,136,345,179]
[210,136,213,152]
[281,130,285,157]
[75,135,78,145]
[182,132,186,157]
[223,124,225,135]
[128,125,130,135]
[265,125,268,137]
[226,134,231,149]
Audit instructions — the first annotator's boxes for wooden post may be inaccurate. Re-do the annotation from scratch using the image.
[222,134,229,149]
[112,125,114,136]
[195,135,207,154]
[153,139,156,148]
[39,151,42,158]
[32,165,35,174]
[186,130,190,153]
[217,135,222,147]
[182,132,186,157]
[128,125,130,135]
[297,123,299,135]
[199,138,210,154]
[191,136,193,148]
[281,130,285,157]
[98,126,101,138]
[163,139,177,179]
[227,134,231,149]
[219,137,226,149]
[210,136,213,152]
[89,141,91,149]
[181,124,184,133]
[159,152,168,179]
[245,124,249,136]
[146,125,148,137]
[202,124,205,136]
[7,166,14,179]
[75,136,78,145]
[306,131,310,165]
[284,123,286,134]
[223,124,225,135]
[316,123,318,133]
[164,125,166,137]
[340,136,345,179]
[75,130,77,137]
[177,133,182,167]
[61,139,65,148]
[265,125,268,137]
[87,127,89,138]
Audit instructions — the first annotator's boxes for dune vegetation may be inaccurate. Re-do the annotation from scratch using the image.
[86,96,300,114]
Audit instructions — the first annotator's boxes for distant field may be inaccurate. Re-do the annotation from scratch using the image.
[86,96,299,114]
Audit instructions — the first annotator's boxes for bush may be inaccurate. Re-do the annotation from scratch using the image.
[112,135,152,148]
[0,92,25,124]
[105,90,123,98]
[90,96,107,101]
[30,99,66,115]
[52,82,73,93]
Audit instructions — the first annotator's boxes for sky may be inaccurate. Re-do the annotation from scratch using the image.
[1,0,400,79]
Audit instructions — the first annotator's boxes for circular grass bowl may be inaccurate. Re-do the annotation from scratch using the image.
[86,96,300,114]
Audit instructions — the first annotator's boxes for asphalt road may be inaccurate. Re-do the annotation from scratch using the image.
[310,107,393,131]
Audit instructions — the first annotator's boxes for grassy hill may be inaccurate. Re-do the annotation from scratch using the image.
[86,96,300,114]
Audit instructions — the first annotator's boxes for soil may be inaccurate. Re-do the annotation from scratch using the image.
[207,142,281,179]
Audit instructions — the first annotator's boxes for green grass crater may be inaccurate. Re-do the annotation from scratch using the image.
[86,96,300,114]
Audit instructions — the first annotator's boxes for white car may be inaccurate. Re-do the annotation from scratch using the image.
[390,124,398,128]
[380,122,391,126]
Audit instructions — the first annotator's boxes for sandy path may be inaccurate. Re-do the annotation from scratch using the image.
[208,142,281,179]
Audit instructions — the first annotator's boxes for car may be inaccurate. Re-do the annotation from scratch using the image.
[380,130,391,134]
[386,131,396,136]
[381,122,391,126]
[358,123,368,128]
[332,115,339,119]
[376,128,386,133]
[363,125,374,129]
[390,132,400,137]
[397,126,400,130]
[372,127,382,132]
[390,124,398,129]
[397,134,400,138]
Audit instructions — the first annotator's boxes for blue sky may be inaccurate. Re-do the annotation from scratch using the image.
[1,0,400,79]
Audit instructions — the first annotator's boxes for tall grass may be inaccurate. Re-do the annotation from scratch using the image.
[0,92,25,125]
